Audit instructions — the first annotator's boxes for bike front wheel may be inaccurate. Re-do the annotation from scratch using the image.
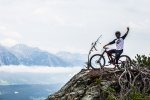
[90,54,106,69]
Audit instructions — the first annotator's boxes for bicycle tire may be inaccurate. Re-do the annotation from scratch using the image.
[118,55,132,70]
[89,54,106,69]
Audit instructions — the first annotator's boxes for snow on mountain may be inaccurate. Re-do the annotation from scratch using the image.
[0,45,19,65]
[0,44,86,66]
[10,44,69,66]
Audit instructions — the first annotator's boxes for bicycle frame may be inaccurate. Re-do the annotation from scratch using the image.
[101,48,115,65]
[101,48,124,66]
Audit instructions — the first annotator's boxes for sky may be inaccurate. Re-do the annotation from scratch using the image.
[0,0,149,58]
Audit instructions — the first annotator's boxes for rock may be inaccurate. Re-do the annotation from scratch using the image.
[101,81,112,90]
[93,92,99,98]
[55,92,65,97]
[46,68,150,100]
[70,92,78,97]
[61,96,67,100]
[77,90,85,96]
[82,95,93,100]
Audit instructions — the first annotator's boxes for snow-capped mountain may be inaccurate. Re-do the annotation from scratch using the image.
[10,44,70,66]
[0,45,19,65]
[0,44,86,66]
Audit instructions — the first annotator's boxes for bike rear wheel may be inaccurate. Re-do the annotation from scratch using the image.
[90,54,105,69]
[118,55,132,70]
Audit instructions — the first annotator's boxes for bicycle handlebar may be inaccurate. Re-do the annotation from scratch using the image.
[103,47,109,50]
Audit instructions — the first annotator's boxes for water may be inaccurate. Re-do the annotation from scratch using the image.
[0,84,61,100]
[0,66,82,100]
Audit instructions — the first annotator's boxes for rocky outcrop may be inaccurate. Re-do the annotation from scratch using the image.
[46,68,150,100]
[46,69,123,100]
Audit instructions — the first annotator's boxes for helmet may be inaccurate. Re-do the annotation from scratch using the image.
[115,31,121,35]
[115,31,121,38]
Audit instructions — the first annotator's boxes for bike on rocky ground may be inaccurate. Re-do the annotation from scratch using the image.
[86,35,131,70]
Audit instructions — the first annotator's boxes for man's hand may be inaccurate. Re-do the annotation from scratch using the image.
[127,27,129,32]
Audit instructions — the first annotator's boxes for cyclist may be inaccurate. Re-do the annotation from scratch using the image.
[103,27,130,67]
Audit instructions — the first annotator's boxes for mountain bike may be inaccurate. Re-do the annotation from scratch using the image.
[90,47,132,70]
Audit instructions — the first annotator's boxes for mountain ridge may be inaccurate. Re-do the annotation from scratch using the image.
[0,44,86,66]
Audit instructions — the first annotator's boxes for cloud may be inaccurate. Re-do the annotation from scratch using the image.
[0,66,82,74]
[0,38,18,46]
[0,26,22,46]
[0,66,83,85]
[1,31,22,39]
[0,79,9,85]
[33,8,48,15]
[0,27,22,39]
[0,0,149,55]
[0,26,7,30]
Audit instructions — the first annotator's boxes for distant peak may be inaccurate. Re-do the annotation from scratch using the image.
[12,44,29,48]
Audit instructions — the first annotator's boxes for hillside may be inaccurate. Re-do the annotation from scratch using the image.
[47,68,150,100]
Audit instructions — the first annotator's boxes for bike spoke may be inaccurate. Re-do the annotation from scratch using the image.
[90,54,105,69]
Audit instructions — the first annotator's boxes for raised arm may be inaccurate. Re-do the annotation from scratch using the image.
[122,27,129,40]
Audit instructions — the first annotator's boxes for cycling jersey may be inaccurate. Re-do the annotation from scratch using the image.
[108,33,127,50]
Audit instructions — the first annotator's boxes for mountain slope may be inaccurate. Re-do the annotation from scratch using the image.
[0,45,19,65]
[10,44,69,66]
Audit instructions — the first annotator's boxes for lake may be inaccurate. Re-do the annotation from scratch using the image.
[0,66,82,100]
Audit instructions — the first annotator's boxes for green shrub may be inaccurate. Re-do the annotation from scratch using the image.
[133,54,150,68]
[127,86,150,100]
[107,87,116,94]
[95,77,102,84]
[107,95,116,100]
